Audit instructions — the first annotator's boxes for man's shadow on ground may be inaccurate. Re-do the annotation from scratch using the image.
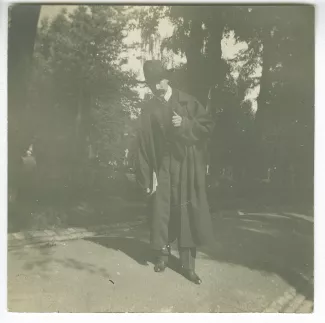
[84,237,183,275]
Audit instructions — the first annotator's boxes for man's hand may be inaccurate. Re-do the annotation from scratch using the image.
[145,187,155,197]
[172,111,182,127]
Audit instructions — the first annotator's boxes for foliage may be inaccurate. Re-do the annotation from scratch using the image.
[29,5,140,187]
[10,4,314,205]
[135,5,314,197]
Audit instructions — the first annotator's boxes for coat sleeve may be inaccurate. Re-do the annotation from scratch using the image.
[177,99,215,146]
[135,111,151,191]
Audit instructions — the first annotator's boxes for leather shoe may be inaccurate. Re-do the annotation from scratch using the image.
[154,259,168,272]
[182,269,202,284]
[153,245,171,273]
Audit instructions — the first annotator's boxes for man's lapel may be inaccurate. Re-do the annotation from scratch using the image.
[151,89,188,141]
[152,97,170,138]
[171,89,188,117]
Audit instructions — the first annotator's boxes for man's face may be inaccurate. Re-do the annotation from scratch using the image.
[150,79,169,98]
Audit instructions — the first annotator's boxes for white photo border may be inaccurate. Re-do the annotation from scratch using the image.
[0,1,323,323]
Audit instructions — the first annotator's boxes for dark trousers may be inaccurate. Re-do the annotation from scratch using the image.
[151,151,196,271]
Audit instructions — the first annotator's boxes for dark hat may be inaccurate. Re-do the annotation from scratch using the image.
[140,60,174,85]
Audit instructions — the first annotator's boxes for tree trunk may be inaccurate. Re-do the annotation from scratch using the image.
[8,4,40,198]
[253,27,274,180]
[205,9,226,93]
[185,18,205,104]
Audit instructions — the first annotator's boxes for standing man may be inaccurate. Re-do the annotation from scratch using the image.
[136,60,215,284]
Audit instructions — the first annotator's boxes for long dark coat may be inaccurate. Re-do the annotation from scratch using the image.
[135,89,216,249]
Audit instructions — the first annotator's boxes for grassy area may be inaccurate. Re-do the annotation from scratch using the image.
[8,171,313,233]
[8,172,145,233]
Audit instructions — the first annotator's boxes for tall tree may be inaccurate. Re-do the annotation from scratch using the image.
[29,5,139,188]
[8,4,41,197]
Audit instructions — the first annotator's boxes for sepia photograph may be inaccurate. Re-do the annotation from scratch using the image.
[6,2,314,314]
